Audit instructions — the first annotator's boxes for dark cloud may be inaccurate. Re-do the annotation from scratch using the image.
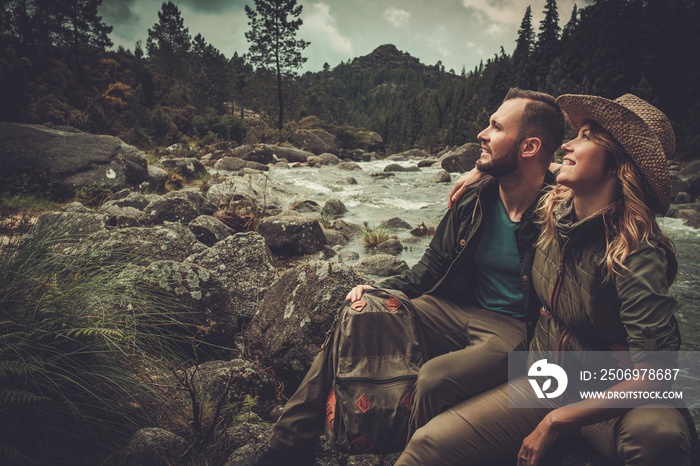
[100,0,139,25]
[177,0,247,13]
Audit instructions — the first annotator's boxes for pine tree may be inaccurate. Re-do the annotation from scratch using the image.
[534,0,561,87]
[146,2,191,77]
[561,4,578,41]
[512,6,535,88]
[54,0,112,74]
[244,0,309,130]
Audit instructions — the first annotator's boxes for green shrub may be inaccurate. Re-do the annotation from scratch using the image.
[360,222,392,249]
[192,112,247,143]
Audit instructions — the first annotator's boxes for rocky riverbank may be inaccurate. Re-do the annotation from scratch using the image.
[2,123,699,465]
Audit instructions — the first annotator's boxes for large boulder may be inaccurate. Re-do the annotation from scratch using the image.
[290,129,341,155]
[186,232,278,323]
[241,144,314,164]
[439,143,481,173]
[141,195,201,225]
[0,122,149,199]
[187,359,279,415]
[33,211,108,238]
[383,163,421,172]
[244,261,365,391]
[188,215,234,246]
[354,254,409,276]
[122,428,188,466]
[121,260,238,349]
[82,222,207,263]
[391,148,431,159]
[256,212,326,255]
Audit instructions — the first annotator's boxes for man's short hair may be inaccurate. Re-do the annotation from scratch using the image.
[504,88,565,160]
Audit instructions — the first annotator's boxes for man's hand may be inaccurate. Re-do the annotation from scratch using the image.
[517,413,562,466]
[345,285,375,302]
[448,167,482,208]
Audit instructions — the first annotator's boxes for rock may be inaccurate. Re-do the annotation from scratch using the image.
[157,158,207,180]
[214,157,246,171]
[321,198,348,218]
[241,146,277,165]
[688,176,700,198]
[290,129,341,155]
[122,428,187,466]
[256,213,326,256]
[339,177,358,185]
[338,162,363,171]
[376,238,403,256]
[319,152,340,165]
[384,163,421,172]
[188,215,234,246]
[670,174,691,200]
[83,222,207,262]
[674,209,700,228]
[146,165,168,192]
[0,122,149,200]
[102,205,143,227]
[243,144,314,164]
[674,192,694,204]
[339,250,360,262]
[363,131,385,154]
[123,260,237,349]
[141,195,200,225]
[188,359,279,414]
[354,254,409,276]
[392,148,431,159]
[341,149,373,162]
[102,192,150,210]
[431,169,451,183]
[379,217,412,230]
[680,159,700,177]
[244,261,364,391]
[418,158,439,167]
[229,144,257,158]
[439,143,481,173]
[386,155,407,161]
[222,422,271,465]
[371,172,395,179]
[186,232,278,324]
[323,228,348,247]
[331,219,362,241]
[307,155,323,166]
[290,200,321,213]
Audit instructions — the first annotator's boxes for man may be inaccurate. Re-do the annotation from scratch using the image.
[233,88,565,466]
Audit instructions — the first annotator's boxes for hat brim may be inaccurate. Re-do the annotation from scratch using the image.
[556,94,670,215]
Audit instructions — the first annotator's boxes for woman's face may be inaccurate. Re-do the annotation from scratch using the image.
[556,124,615,195]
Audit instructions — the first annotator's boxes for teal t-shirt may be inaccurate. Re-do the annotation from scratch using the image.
[472,196,526,320]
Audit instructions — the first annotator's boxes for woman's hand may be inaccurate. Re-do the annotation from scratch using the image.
[517,413,562,466]
[345,285,375,302]
[448,167,482,208]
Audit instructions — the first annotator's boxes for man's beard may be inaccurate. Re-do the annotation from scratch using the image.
[476,140,520,177]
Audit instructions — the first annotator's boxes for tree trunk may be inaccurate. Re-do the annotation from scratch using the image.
[276,66,284,130]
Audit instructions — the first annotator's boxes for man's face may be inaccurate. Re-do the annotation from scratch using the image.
[475,98,527,177]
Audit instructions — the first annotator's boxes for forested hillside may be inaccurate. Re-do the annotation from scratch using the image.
[1,0,699,157]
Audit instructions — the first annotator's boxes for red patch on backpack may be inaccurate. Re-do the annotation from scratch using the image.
[356,394,372,413]
[401,392,412,411]
[384,297,402,312]
[351,300,366,312]
[351,435,373,454]
[326,389,336,431]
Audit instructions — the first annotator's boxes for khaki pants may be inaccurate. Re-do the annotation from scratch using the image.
[396,377,692,466]
[269,294,527,455]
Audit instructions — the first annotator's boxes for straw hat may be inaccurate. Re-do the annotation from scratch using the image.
[555,93,674,215]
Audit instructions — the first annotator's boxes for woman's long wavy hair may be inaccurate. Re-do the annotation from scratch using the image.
[536,120,674,283]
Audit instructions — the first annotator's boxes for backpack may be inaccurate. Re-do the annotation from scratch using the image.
[323,288,428,454]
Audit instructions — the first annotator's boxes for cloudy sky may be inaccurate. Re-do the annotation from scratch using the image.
[100,0,588,73]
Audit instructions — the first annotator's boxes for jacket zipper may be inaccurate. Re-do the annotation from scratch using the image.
[551,238,572,356]
[426,186,483,295]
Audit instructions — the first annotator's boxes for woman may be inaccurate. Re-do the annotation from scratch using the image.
[395,94,694,466]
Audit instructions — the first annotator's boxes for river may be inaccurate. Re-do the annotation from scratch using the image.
[258,159,700,421]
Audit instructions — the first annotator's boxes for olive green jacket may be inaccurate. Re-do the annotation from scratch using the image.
[530,199,680,363]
